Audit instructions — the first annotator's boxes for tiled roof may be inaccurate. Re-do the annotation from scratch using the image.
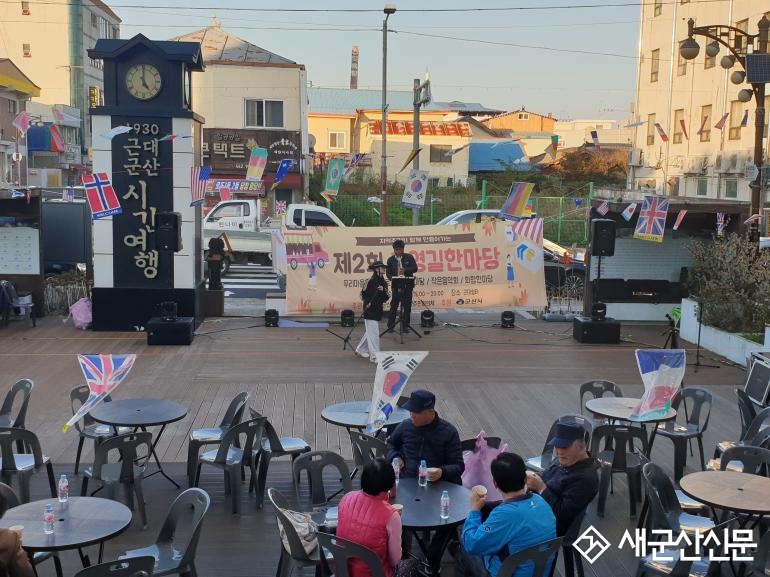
[170,25,296,65]
[369,121,472,137]
[89,0,121,23]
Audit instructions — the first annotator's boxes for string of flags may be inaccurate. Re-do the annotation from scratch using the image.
[190,165,212,207]
[679,119,688,140]
[596,200,609,216]
[740,110,749,127]
[714,113,729,131]
[270,159,294,191]
[654,123,668,142]
[82,172,122,219]
[399,148,422,173]
[673,210,687,230]
[621,202,637,222]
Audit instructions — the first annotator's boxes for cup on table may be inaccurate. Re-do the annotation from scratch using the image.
[9,526,23,541]
[427,467,440,481]
[392,504,404,517]
[472,485,488,498]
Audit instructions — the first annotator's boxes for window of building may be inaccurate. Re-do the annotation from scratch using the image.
[654,0,662,16]
[89,57,103,70]
[112,26,120,39]
[700,105,711,142]
[7,99,17,114]
[651,49,660,83]
[728,100,742,140]
[704,51,715,69]
[21,1,30,15]
[647,114,656,146]
[429,177,440,188]
[22,43,31,57]
[724,179,738,199]
[328,132,346,150]
[517,113,529,120]
[677,52,687,76]
[680,0,690,3]
[430,144,452,163]
[673,109,684,143]
[735,19,748,52]
[446,177,454,188]
[244,99,283,128]
[697,178,708,196]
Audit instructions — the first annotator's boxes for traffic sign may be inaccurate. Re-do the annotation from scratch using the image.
[11,152,22,162]
[745,163,759,181]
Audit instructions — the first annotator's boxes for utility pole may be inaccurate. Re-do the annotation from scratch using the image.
[412,74,431,225]
[380,4,397,226]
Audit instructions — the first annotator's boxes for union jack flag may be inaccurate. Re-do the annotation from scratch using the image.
[634,196,669,242]
[596,201,609,216]
[511,217,543,242]
[82,172,122,219]
[716,212,726,236]
[190,165,212,207]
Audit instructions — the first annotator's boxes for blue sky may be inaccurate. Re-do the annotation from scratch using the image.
[117,0,640,121]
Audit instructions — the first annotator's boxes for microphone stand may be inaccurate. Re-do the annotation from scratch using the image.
[688,300,719,371]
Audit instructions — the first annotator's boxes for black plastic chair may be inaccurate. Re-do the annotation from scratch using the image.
[713,388,758,459]
[591,424,648,517]
[525,414,593,474]
[0,280,34,327]
[317,532,387,577]
[640,463,714,534]
[268,487,324,577]
[81,431,152,528]
[0,427,56,502]
[292,450,352,507]
[348,431,388,469]
[718,444,770,475]
[186,391,249,487]
[579,380,623,416]
[73,556,156,577]
[497,537,563,577]
[70,384,132,475]
[654,387,713,481]
[0,379,34,434]
[120,488,210,577]
[193,416,266,514]
[751,527,770,576]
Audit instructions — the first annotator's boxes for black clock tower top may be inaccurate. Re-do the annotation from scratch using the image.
[89,34,204,118]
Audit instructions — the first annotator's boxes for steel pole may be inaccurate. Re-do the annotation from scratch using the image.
[412,78,420,225]
[750,18,768,242]
[380,14,390,226]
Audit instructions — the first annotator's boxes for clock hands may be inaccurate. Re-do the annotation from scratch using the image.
[140,65,149,90]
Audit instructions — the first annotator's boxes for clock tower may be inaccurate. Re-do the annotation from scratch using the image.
[87,34,205,331]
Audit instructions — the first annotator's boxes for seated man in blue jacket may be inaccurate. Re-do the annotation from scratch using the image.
[387,389,464,484]
[459,453,557,577]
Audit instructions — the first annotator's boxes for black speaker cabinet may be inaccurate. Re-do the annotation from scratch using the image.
[156,212,182,252]
[591,219,616,256]
[147,316,194,345]
[573,315,620,344]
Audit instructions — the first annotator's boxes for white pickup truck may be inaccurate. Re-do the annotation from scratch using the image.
[202,199,344,274]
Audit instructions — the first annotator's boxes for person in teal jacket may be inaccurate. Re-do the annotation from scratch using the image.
[458,453,556,577]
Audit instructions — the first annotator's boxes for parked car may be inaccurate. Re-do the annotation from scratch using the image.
[436,209,585,298]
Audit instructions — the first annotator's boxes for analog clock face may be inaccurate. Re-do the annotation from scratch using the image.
[125,64,162,101]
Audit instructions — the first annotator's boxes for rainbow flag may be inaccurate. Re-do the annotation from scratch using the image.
[246,146,268,182]
[500,182,534,219]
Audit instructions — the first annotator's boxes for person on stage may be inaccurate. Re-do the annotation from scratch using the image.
[386,239,418,331]
[356,261,390,363]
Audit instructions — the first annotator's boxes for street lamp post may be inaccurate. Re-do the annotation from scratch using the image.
[380,4,396,226]
[680,16,770,242]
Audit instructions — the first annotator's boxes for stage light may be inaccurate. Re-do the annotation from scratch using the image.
[264,309,280,327]
[591,302,607,322]
[500,310,515,328]
[341,309,355,327]
[420,310,435,328]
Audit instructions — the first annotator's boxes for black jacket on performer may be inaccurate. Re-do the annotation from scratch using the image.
[362,273,390,321]
[386,253,418,279]
[386,252,418,328]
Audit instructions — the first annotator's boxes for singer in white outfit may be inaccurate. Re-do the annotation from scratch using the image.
[356,261,390,363]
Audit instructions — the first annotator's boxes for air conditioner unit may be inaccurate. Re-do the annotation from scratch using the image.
[629,148,643,167]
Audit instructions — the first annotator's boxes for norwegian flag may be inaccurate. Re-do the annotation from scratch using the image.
[596,201,609,216]
[634,196,669,242]
[190,165,212,207]
[510,217,544,242]
[82,172,122,219]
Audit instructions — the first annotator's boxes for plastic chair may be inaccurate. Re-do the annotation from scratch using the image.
[348,431,387,469]
[713,388,758,459]
[120,488,210,577]
[73,556,156,577]
[249,407,311,510]
[186,391,249,487]
[717,444,770,475]
[193,416,266,514]
[0,427,56,503]
[316,532,387,577]
[579,380,623,416]
[525,414,593,474]
[751,528,770,576]
[268,487,325,577]
[81,432,152,528]
[640,463,714,535]
[0,280,34,327]
[591,424,648,517]
[654,387,713,482]
[497,537,563,577]
[70,384,132,475]
[292,450,352,507]
[0,379,34,432]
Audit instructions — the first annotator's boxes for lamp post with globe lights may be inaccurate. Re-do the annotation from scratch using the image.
[680,16,769,242]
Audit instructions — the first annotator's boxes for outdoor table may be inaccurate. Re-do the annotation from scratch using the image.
[0,497,132,567]
[89,398,187,488]
[679,470,770,527]
[585,396,677,453]
[321,401,410,432]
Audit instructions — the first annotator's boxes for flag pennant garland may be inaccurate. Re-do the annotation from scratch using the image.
[158,134,178,142]
[544,143,557,160]
[654,123,669,142]
[679,119,689,140]
[82,172,122,219]
[596,201,609,216]
[590,130,601,149]
[621,202,637,222]
[101,125,133,140]
[343,153,366,179]
[634,195,669,243]
[500,181,535,219]
[12,111,31,135]
[190,165,212,207]
[740,110,749,127]
[10,189,24,199]
[323,158,346,202]
[53,107,81,125]
[443,144,469,158]
[716,212,726,236]
[366,351,429,433]
[744,213,761,226]
[624,120,646,128]
[246,146,268,182]
[50,125,65,152]
[673,209,687,230]
[398,148,422,173]
[270,159,294,191]
[714,113,729,130]
[509,217,543,242]
[697,116,709,136]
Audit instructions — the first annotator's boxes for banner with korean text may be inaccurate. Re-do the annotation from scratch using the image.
[284,222,547,314]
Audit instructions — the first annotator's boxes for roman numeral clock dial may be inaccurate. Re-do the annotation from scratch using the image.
[125,64,162,101]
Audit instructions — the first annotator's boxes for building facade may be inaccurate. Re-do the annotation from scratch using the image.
[0,59,40,187]
[629,1,770,201]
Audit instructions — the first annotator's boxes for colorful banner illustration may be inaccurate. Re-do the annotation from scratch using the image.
[270,158,294,191]
[82,172,122,219]
[344,153,366,179]
[246,146,268,182]
[205,179,265,198]
[673,209,687,230]
[190,165,212,207]
[399,148,422,173]
[284,223,547,315]
[633,195,669,243]
[499,182,534,219]
[64,354,136,432]
[632,349,685,421]
[401,169,429,210]
[621,203,637,222]
[323,158,346,201]
[366,351,429,433]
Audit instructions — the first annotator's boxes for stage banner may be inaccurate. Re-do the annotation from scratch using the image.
[284,223,547,314]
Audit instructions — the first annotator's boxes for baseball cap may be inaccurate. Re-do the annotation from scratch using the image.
[368,260,387,271]
[547,422,586,448]
[401,390,435,412]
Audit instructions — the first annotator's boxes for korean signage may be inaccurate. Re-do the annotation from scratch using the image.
[110,117,173,288]
[202,128,300,176]
[205,179,265,197]
[283,223,547,315]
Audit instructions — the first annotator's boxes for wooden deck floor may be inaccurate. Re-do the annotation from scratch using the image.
[0,313,752,577]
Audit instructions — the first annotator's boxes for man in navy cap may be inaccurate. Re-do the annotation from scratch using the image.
[525,421,598,537]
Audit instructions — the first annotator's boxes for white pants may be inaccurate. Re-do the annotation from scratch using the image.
[355,319,381,360]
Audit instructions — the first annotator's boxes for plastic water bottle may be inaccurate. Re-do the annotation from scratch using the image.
[392,458,401,485]
[57,474,69,503]
[43,504,55,534]
[418,459,428,487]
[440,490,450,520]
